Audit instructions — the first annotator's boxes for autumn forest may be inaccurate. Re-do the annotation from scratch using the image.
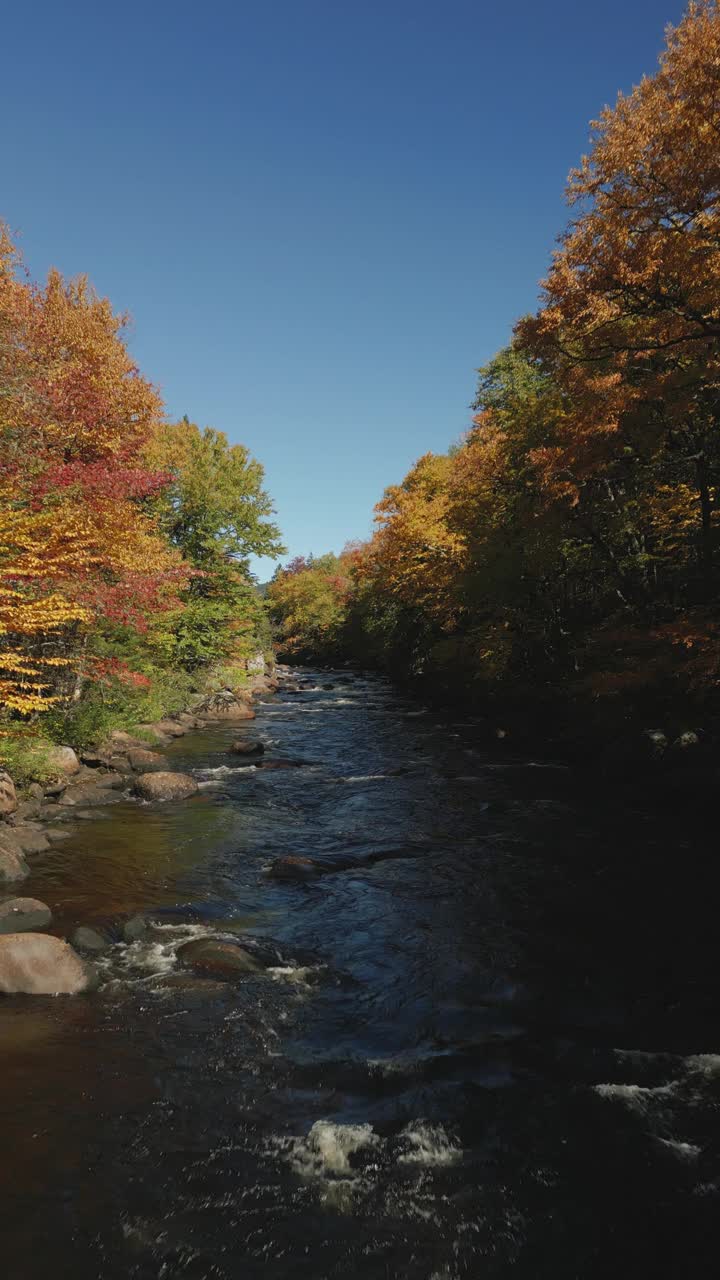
[3,2,720,771]
[269,2,720,754]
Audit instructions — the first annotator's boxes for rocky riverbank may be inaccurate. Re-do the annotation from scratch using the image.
[0,666,288,996]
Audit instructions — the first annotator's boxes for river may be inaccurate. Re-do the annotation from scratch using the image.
[1,670,719,1278]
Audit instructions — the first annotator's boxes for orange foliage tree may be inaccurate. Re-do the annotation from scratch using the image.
[0,227,187,712]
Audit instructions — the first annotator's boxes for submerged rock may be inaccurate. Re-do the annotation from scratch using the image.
[267,856,322,881]
[11,826,51,856]
[134,772,199,802]
[72,926,111,954]
[123,914,148,942]
[176,937,262,979]
[0,831,30,883]
[0,933,96,995]
[0,898,52,935]
[230,739,265,756]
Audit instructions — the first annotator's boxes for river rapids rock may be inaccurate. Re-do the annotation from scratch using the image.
[0,830,30,884]
[175,938,263,979]
[123,914,149,942]
[72,926,111,954]
[0,933,97,995]
[134,772,199,802]
[0,898,52,935]
[126,748,167,772]
[229,739,265,756]
[0,770,17,817]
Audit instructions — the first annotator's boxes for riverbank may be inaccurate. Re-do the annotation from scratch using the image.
[0,663,293,993]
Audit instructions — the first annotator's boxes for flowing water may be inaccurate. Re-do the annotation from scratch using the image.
[1,671,719,1278]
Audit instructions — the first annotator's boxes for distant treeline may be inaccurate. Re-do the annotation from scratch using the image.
[268,3,720,738]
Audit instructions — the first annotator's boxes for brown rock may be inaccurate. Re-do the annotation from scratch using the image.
[0,770,17,817]
[0,933,96,995]
[150,720,187,738]
[176,937,262,979]
[0,898,52,934]
[134,772,199,802]
[127,748,167,772]
[198,703,256,722]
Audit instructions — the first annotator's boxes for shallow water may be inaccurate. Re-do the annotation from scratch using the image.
[2,671,719,1278]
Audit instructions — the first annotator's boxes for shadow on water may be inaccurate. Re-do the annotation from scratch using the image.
[1,670,720,1278]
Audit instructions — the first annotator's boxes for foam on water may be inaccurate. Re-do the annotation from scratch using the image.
[281,1120,381,1177]
[397,1122,462,1167]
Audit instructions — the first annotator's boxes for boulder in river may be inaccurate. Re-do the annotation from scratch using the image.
[0,933,96,995]
[267,855,322,880]
[0,769,17,817]
[0,830,30,883]
[0,898,52,935]
[134,772,199,802]
[176,937,263,979]
[127,748,167,772]
[230,739,265,756]
[72,925,111,954]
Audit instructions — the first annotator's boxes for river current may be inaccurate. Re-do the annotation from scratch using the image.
[1,670,719,1278]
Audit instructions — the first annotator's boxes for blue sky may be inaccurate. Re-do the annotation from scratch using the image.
[3,0,686,577]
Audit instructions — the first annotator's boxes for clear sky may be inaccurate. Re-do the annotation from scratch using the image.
[3,0,686,578]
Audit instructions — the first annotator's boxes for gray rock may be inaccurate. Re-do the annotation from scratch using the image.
[14,798,42,822]
[0,933,96,995]
[47,745,81,776]
[176,938,262,979]
[230,739,265,756]
[58,781,121,807]
[72,926,110,954]
[0,830,30,883]
[0,898,52,934]
[126,748,167,772]
[123,914,148,942]
[0,770,17,817]
[134,772,199,802]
